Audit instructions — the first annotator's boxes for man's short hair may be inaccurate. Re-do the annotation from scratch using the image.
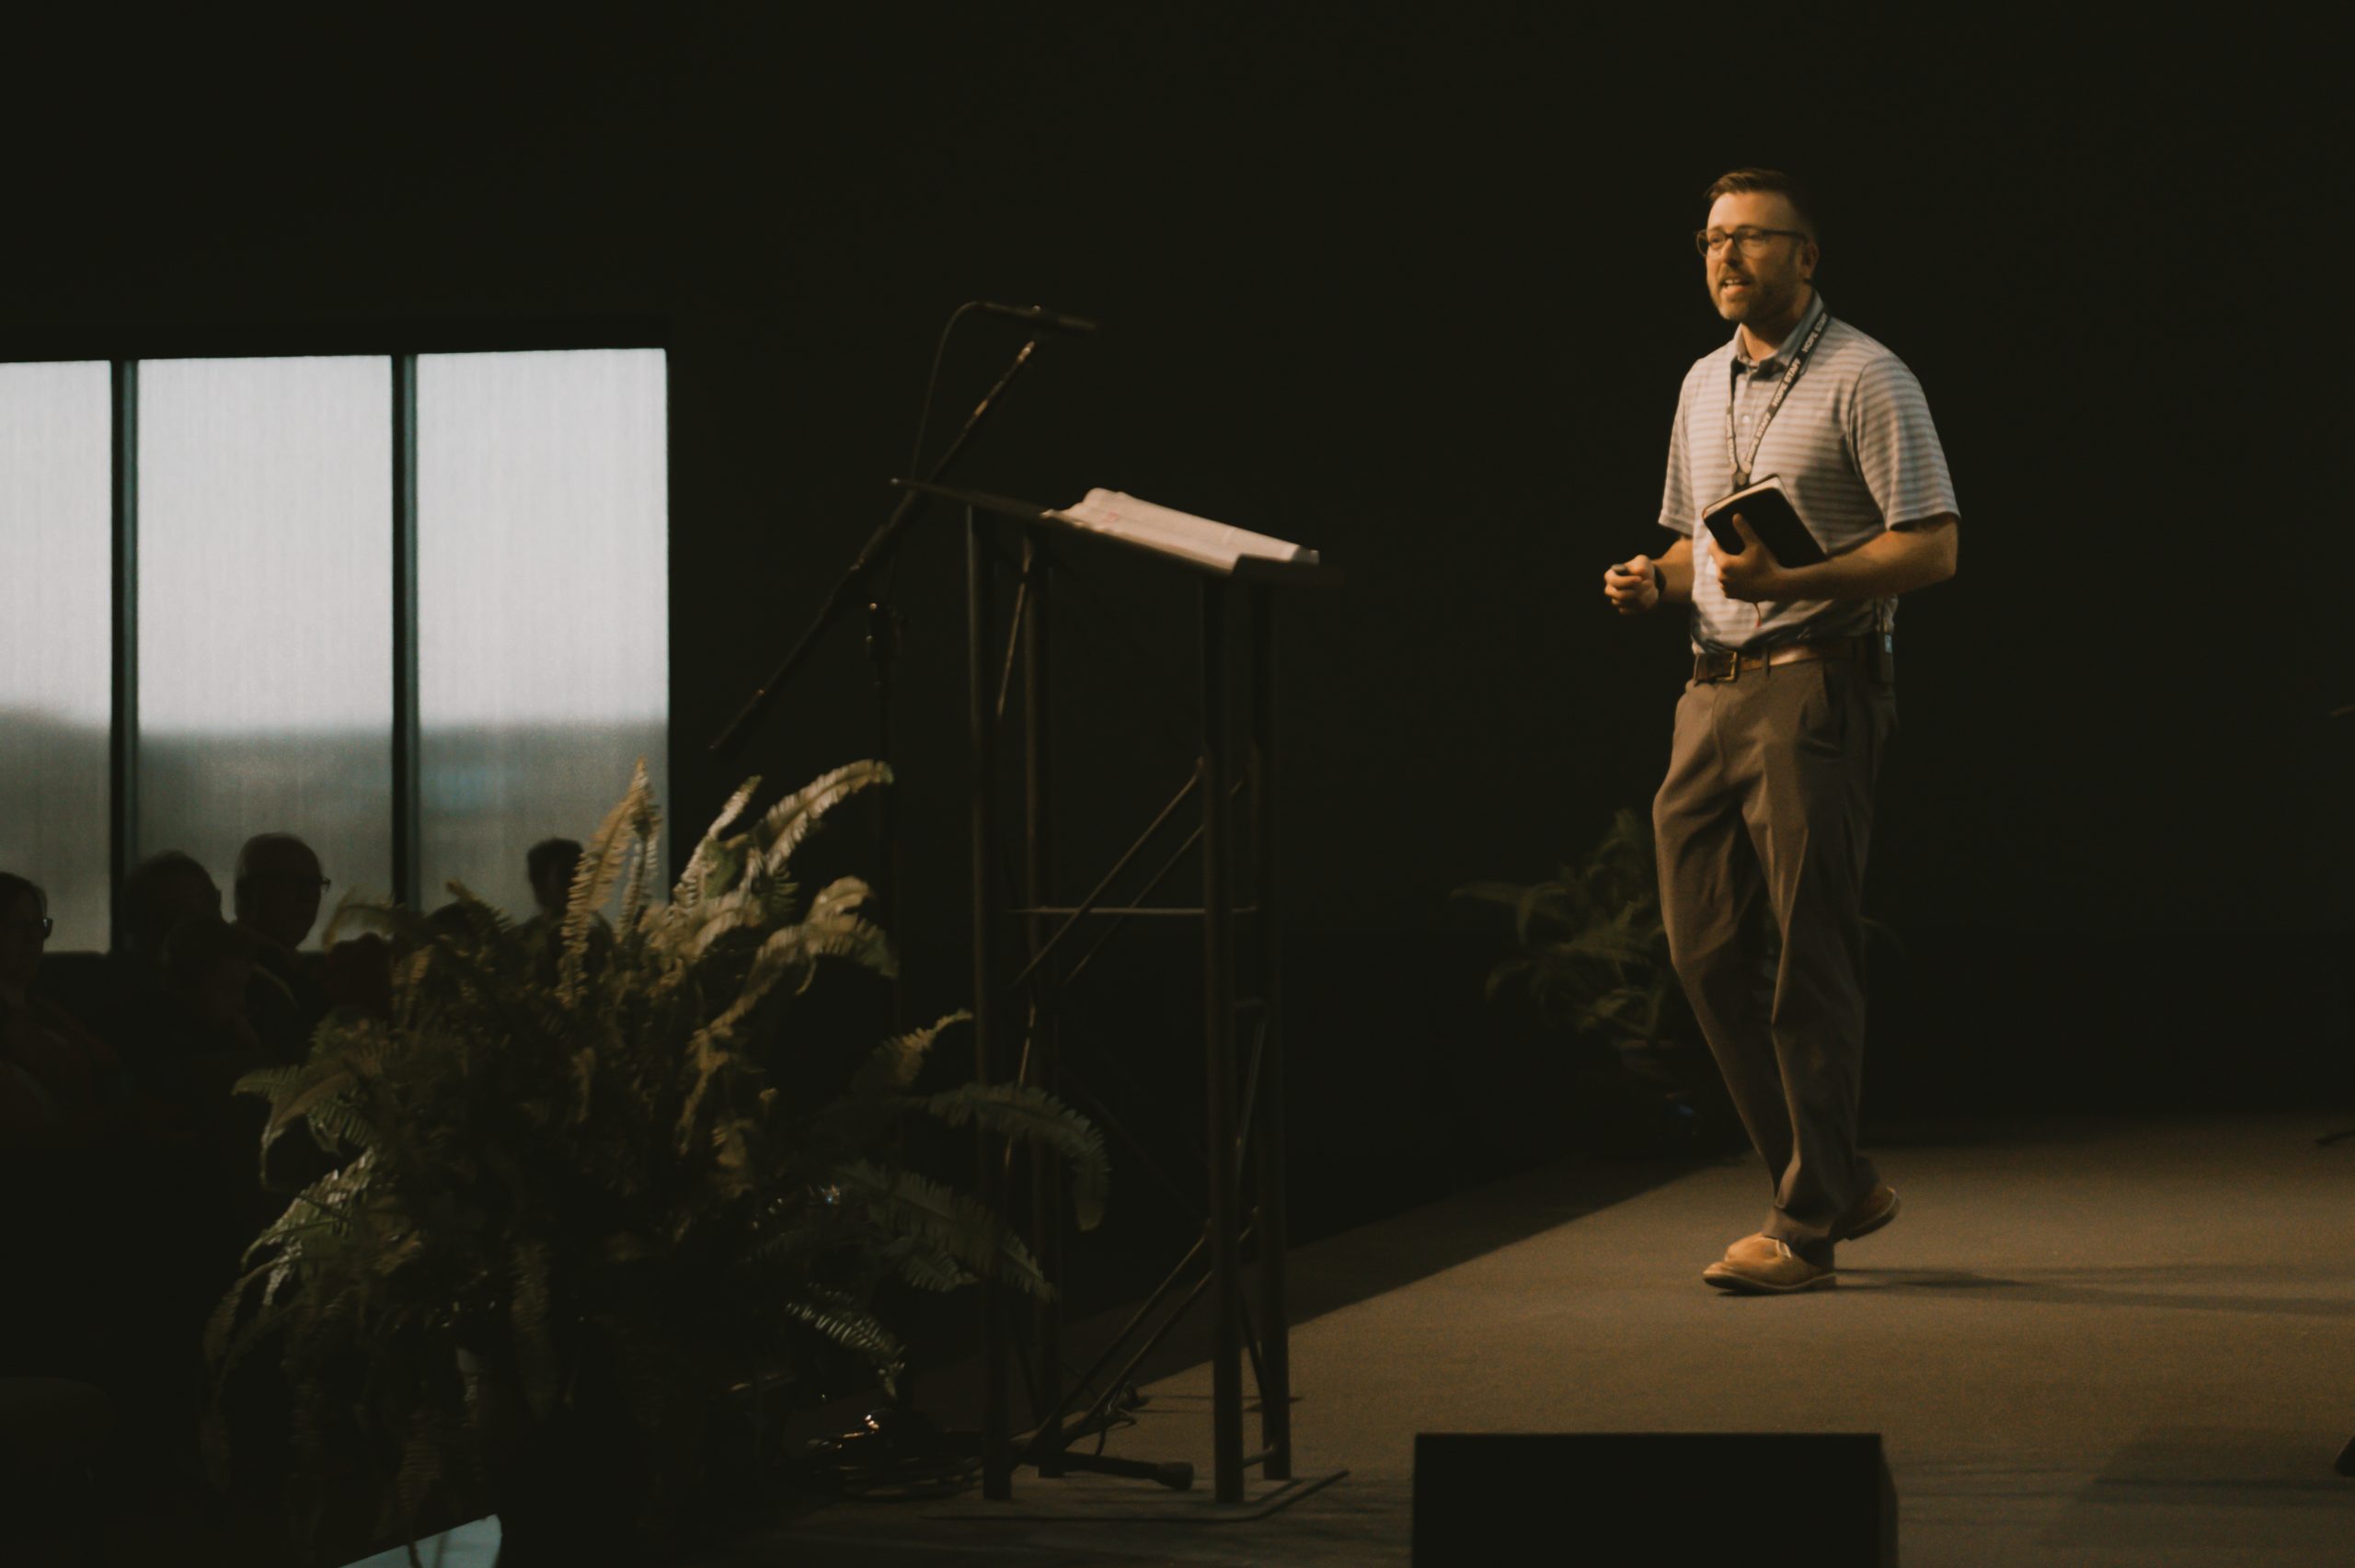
[236,832,318,885]
[1703,168,1821,242]
[527,838,584,887]
[234,831,319,916]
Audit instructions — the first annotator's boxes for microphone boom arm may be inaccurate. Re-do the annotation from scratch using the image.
[706,338,1041,759]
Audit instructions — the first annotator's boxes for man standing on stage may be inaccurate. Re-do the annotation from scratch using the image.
[1603,169,1959,1293]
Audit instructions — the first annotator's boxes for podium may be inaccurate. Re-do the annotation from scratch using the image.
[898,480,1324,1506]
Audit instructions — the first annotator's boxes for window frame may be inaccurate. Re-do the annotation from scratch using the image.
[2,319,668,949]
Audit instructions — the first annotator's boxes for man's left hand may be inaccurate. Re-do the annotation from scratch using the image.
[1712,514,1795,602]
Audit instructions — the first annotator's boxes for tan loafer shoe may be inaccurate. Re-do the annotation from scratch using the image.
[1702,1233,1835,1293]
[1834,1183,1900,1242]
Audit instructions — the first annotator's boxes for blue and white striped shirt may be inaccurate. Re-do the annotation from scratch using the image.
[1658,293,1959,651]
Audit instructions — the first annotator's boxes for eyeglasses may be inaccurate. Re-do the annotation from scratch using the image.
[6,915,53,938]
[257,873,332,891]
[1695,226,1811,258]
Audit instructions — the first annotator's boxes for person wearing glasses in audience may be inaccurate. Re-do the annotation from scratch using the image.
[0,872,174,1150]
[233,832,331,1064]
[2,874,112,1146]
[1602,168,1959,1294]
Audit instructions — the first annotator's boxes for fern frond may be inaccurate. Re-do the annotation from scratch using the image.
[849,1010,968,1095]
[1533,925,1655,967]
[672,774,764,911]
[240,1150,374,1268]
[734,1207,844,1276]
[805,876,874,928]
[234,1064,304,1104]
[778,1288,905,1386]
[742,761,891,885]
[615,779,663,938]
[257,1066,360,1170]
[832,1161,1050,1298]
[1518,879,1596,944]
[878,1232,976,1292]
[562,758,653,1002]
[672,1024,738,1155]
[1481,956,1532,1003]
[1449,878,1529,908]
[921,1082,1110,1230]
[696,915,896,1057]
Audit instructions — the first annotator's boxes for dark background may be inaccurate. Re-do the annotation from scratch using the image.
[6,8,2348,1242]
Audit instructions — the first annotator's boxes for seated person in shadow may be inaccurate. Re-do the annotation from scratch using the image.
[152,915,289,1288]
[0,871,185,1152]
[518,836,610,983]
[519,836,581,939]
[231,832,331,1064]
[100,850,224,1088]
[1,872,194,1404]
[151,915,262,1104]
[3,871,122,1149]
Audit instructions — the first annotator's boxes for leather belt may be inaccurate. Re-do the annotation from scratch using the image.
[1694,635,1870,684]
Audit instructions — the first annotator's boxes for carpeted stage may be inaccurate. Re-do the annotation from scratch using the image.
[748,1113,2355,1566]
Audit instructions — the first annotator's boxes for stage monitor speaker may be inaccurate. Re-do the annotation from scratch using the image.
[1412,1431,1896,1567]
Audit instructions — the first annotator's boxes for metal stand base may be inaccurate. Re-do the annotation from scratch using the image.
[925,1465,1349,1522]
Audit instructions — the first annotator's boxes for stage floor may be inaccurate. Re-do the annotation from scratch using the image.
[750,1112,2355,1566]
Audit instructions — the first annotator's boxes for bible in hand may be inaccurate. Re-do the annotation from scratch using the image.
[1701,474,1827,567]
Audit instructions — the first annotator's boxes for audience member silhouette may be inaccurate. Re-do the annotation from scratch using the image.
[155,915,261,1089]
[232,832,330,1064]
[1,872,191,1415]
[0,873,124,1147]
[524,837,583,927]
[521,836,587,982]
[99,850,227,1091]
[120,850,224,968]
[154,912,287,1258]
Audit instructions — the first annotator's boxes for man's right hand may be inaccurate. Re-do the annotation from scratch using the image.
[1603,555,1661,615]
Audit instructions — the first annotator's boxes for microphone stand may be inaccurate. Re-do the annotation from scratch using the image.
[708,335,1043,1026]
[709,331,1045,1465]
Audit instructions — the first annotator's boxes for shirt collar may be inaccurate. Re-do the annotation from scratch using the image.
[1730,291,1826,373]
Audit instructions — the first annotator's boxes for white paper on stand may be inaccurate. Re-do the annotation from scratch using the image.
[1050,489,1317,573]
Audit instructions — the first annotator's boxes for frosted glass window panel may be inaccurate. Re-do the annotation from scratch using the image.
[0,362,112,952]
[136,357,393,944]
[418,350,667,921]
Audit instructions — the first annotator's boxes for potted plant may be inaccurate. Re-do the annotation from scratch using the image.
[1458,808,1904,1159]
[1454,807,1731,1157]
[203,760,1107,1563]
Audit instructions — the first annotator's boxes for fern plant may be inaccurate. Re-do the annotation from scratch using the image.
[1457,807,1901,1047]
[1454,807,1694,1046]
[204,759,1108,1559]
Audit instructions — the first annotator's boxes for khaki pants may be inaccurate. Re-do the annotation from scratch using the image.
[1653,656,1895,1265]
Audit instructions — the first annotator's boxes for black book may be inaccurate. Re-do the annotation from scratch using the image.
[1700,474,1827,567]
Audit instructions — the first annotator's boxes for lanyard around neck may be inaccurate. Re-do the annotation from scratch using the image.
[1727,303,1831,488]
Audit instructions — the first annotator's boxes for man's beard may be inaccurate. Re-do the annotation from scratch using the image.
[1715,271,1791,325]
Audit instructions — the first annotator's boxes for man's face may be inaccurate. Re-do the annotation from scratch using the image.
[533,859,579,917]
[1704,191,1817,331]
[243,845,324,949]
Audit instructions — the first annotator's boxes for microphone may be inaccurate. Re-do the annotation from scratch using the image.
[973,301,1100,335]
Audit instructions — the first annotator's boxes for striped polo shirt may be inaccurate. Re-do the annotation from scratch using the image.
[1658,292,1959,652]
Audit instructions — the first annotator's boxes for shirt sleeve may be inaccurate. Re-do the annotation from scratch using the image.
[1849,354,1959,529]
[1658,380,1695,537]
